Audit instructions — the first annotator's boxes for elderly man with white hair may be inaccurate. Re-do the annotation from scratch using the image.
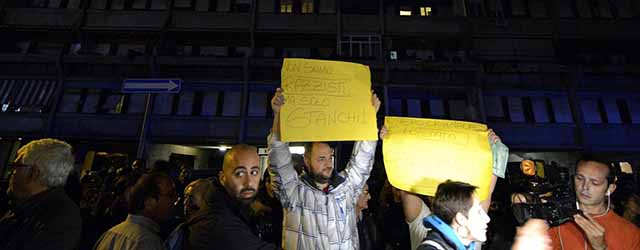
[0,138,82,250]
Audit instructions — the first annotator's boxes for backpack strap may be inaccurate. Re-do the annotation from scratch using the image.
[421,239,446,250]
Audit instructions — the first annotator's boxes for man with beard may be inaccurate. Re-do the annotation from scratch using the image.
[268,88,383,250]
[188,144,279,250]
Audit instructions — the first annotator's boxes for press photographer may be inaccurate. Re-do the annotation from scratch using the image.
[547,157,639,250]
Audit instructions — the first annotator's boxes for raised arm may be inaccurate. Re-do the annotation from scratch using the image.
[481,129,508,212]
[401,190,427,223]
[342,91,381,196]
[268,88,299,206]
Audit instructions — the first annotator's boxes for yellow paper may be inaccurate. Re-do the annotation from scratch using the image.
[383,116,493,199]
[280,58,378,142]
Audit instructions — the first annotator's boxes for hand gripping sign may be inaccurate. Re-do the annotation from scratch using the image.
[280,58,378,142]
[383,116,494,200]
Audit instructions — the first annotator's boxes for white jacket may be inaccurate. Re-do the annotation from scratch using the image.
[268,133,377,250]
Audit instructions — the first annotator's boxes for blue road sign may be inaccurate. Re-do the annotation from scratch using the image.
[122,79,181,93]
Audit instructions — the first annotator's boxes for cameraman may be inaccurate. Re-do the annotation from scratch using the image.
[548,157,640,250]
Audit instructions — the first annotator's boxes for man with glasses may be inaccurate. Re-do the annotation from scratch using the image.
[94,172,177,250]
[0,138,82,250]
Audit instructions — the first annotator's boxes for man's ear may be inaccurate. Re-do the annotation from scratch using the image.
[303,155,310,169]
[607,183,617,196]
[454,212,468,227]
[218,171,225,186]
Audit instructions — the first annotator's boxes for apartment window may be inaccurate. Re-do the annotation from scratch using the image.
[420,6,432,16]
[400,9,412,16]
[280,0,293,13]
[302,0,314,13]
[1,79,58,113]
[400,6,413,16]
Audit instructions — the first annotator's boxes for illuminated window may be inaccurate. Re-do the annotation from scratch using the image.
[420,6,432,16]
[280,0,293,13]
[302,0,314,14]
[400,6,412,16]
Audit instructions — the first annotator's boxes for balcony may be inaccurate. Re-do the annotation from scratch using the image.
[255,13,336,33]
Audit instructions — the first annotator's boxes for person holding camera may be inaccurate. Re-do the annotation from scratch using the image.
[548,158,640,250]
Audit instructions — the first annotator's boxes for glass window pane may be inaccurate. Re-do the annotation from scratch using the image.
[603,98,622,124]
[507,97,526,122]
[407,99,421,117]
[581,99,602,124]
[222,91,241,117]
[531,97,550,123]
[551,97,573,123]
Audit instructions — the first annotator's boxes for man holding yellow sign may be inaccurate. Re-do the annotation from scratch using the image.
[268,59,384,250]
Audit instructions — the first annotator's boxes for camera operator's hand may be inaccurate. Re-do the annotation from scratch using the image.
[512,219,551,250]
[574,213,607,250]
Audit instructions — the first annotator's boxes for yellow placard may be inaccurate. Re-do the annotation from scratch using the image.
[280,58,378,142]
[383,116,493,200]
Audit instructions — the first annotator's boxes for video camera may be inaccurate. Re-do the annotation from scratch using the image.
[509,160,579,227]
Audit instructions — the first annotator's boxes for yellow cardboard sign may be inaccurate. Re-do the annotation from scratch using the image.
[280,58,378,142]
[383,116,493,199]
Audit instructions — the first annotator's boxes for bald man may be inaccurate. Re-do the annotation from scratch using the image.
[187,144,279,250]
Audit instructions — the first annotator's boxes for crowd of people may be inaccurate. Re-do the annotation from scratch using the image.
[1,89,639,250]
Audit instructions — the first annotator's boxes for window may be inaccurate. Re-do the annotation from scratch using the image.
[1,79,57,113]
[420,6,432,16]
[280,0,293,13]
[400,6,412,16]
[302,0,313,13]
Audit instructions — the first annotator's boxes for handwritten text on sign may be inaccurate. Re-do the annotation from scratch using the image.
[383,117,493,200]
[281,59,377,142]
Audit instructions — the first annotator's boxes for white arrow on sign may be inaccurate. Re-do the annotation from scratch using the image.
[126,81,178,90]
[122,79,181,93]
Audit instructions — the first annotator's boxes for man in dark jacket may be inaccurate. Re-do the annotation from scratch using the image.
[188,144,278,250]
[417,181,487,250]
[165,178,214,250]
[0,138,82,250]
